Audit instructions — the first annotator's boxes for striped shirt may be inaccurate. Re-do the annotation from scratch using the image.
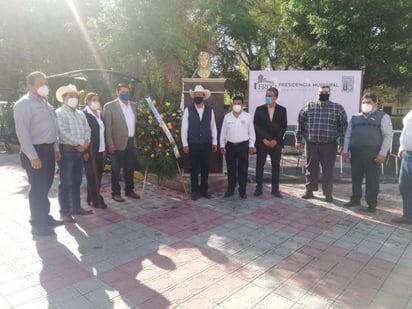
[56,104,91,146]
[296,101,348,145]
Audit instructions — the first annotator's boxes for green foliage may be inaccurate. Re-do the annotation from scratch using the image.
[391,116,404,130]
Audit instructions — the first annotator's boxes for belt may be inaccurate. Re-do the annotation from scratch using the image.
[34,143,54,146]
[308,141,336,145]
[59,144,77,151]
[227,141,248,146]
[406,151,412,155]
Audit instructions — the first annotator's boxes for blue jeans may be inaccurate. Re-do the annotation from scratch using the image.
[399,151,412,220]
[58,150,84,214]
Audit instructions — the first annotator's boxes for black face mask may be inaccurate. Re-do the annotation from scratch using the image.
[318,93,330,101]
[194,96,204,104]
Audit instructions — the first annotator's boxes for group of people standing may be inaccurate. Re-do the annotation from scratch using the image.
[14,71,140,236]
[13,71,412,236]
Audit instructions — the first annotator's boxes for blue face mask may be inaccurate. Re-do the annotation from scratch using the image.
[265,96,272,105]
[119,93,130,101]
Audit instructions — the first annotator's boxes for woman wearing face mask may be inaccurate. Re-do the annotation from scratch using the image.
[83,93,107,209]
[342,93,393,212]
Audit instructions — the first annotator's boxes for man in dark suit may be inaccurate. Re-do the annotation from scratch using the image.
[253,87,287,198]
[103,84,140,202]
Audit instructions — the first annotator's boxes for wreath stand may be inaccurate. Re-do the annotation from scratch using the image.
[140,160,187,198]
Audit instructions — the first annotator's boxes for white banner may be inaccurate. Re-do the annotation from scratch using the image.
[248,70,363,127]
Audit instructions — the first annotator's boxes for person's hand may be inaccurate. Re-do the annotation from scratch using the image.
[342,152,350,163]
[375,154,386,165]
[248,147,254,155]
[212,144,218,152]
[54,151,61,162]
[75,145,85,152]
[108,144,116,153]
[220,147,225,154]
[183,146,189,154]
[398,150,404,159]
[83,153,90,161]
[263,139,270,147]
[31,158,42,169]
[296,143,302,151]
[83,140,90,150]
[270,140,278,148]
[337,145,343,153]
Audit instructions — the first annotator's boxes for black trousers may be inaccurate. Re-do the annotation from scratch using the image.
[188,143,212,194]
[255,143,282,192]
[350,146,380,207]
[305,141,337,196]
[110,138,136,196]
[20,144,55,228]
[84,151,105,206]
[225,141,249,194]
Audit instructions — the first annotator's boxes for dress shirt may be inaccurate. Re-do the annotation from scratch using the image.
[220,111,256,147]
[296,101,348,144]
[399,109,412,152]
[181,104,217,147]
[343,110,393,156]
[13,92,59,160]
[118,99,135,137]
[85,106,106,152]
[56,104,91,146]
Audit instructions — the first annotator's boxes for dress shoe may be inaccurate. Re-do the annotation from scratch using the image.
[200,192,212,198]
[254,189,262,196]
[93,203,108,209]
[272,191,283,198]
[190,192,199,201]
[71,208,93,215]
[49,217,64,227]
[239,192,247,199]
[112,195,125,202]
[344,200,360,207]
[31,226,56,236]
[60,213,76,223]
[224,191,234,198]
[325,195,333,203]
[392,216,412,224]
[301,190,314,199]
[126,191,140,199]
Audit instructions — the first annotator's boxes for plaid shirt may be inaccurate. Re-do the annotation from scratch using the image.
[56,104,91,146]
[296,101,348,145]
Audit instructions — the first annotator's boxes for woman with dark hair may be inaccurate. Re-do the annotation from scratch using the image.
[83,92,107,208]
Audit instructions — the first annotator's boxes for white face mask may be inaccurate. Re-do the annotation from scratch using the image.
[90,101,101,111]
[361,103,373,114]
[37,85,49,97]
[67,97,78,108]
[233,104,242,113]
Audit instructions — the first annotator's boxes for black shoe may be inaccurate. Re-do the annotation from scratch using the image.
[254,189,262,196]
[344,200,360,207]
[392,216,412,224]
[239,192,247,199]
[366,204,377,213]
[31,226,56,236]
[48,217,64,227]
[325,195,333,203]
[224,191,234,198]
[191,192,199,201]
[301,191,314,199]
[200,192,212,198]
[272,191,283,198]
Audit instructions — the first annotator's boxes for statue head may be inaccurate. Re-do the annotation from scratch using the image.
[198,51,210,70]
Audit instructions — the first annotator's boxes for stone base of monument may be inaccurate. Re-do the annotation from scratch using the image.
[146,173,227,194]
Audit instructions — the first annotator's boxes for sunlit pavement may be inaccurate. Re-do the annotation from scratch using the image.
[0,152,411,309]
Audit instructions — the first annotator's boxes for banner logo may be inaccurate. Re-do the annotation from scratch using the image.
[342,76,354,93]
[254,74,275,91]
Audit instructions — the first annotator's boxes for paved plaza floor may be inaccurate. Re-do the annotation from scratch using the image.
[0,152,411,309]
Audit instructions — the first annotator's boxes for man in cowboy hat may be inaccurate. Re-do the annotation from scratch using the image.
[181,84,218,200]
[56,84,92,223]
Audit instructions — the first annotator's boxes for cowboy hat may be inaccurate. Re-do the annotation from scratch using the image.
[56,84,79,103]
[189,85,211,100]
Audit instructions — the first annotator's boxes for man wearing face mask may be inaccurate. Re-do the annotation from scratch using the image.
[103,84,140,202]
[181,85,218,200]
[56,84,92,222]
[296,85,348,203]
[253,87,287,198]
[342,94,392,212]
[14,71,63,236]
[220,96,255,199]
